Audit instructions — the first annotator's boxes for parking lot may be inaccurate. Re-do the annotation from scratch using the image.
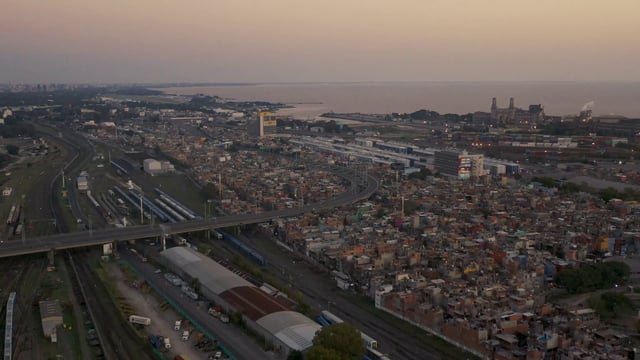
[105,260,225,359]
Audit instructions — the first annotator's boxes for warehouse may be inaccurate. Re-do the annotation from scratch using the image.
[159,246,321,356]
[39,300,63,342]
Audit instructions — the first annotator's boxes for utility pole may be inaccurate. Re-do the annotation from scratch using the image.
[21,194,25,245]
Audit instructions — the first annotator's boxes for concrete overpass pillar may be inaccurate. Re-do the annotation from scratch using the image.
[47,249,56,270]
[103,243,114,256]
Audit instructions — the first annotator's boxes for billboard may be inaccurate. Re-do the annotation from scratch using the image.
[458,156,471,179]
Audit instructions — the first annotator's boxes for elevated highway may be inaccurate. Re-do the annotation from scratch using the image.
[0,171,378,258]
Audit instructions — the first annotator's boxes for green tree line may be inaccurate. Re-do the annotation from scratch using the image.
[554,261,630,294]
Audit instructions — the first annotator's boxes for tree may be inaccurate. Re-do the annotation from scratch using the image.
[554,261,630,294]
[5,144,19,155]
[286,350,304,360]
[589,292,633,321]
[306,346,342,360]
[307,323,365,360]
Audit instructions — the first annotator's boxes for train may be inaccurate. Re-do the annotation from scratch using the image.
[6,204,21,225]
[316,310,379,350]
[154,188,198,220]
[154,198,187,222]
[364,348,392,360]
[219,230,266,266]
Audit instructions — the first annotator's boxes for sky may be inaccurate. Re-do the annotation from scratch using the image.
[1,0,639,84]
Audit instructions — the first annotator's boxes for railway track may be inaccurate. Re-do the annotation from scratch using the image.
[9,256,47,360]
[68,249,154,360]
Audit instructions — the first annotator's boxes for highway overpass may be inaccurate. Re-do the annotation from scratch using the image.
[0,173,378,258]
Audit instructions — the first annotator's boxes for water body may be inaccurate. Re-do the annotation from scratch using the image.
[158,82,640,119]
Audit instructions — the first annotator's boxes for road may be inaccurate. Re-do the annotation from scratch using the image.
[119,249,273,360]
[0,169,378,258]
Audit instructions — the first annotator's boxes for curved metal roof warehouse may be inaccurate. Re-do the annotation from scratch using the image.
[159,246,321,354]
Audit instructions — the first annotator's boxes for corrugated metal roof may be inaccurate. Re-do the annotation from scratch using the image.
[160,247,253,294]
[220,286,290,321]
[257,311,322,351]
[160,247,319,352]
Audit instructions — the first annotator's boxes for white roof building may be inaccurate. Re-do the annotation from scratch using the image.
[159,247,321,355]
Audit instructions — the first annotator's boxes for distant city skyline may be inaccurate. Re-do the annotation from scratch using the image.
[1,0,639,84]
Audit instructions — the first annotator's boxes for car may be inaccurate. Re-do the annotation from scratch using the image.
[154,269,162,274]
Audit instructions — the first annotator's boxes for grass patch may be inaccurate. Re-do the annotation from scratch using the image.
[61,304,83,357]
[143,174,205,215]
[94,262,120,300]
[56,190,79,231]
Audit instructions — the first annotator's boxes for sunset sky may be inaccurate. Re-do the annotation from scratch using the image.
[1,0,639,83]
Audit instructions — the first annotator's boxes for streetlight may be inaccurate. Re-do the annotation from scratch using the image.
[204,199,213,220]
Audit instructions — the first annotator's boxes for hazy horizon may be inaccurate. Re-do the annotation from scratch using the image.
[158,82,640,118]
[2,0,639,84]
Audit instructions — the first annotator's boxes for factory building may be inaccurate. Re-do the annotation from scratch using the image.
[39,300,63,342]
[159,247,321,357]
[491,97,545,125]
[143,158,174,175]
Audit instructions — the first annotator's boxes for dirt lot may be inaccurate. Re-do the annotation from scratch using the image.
[103,261,209,360]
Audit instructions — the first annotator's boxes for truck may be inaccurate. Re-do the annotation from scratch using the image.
[208,306,221,318]
[163,337,172,349]
[149,335,163,349]
[182,330,190,341]
[174,320,182,331]
[129,315,151,326]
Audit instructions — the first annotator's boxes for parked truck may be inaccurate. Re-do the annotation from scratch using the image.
[174,320,182,331]
[149,335,163,349]
[208,306,221,318]
[129,315,151,326]
[163,337,172,349]
[182,330,190,341]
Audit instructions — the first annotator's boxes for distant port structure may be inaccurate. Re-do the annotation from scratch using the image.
[490,97,545,125]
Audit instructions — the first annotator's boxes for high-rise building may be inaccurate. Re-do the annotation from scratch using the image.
[247,111,277,137]
[434,150,483,180]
